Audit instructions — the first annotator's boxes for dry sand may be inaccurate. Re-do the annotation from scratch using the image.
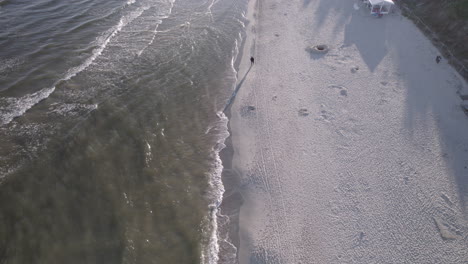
[224,0,468,263]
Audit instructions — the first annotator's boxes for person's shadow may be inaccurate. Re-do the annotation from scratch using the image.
[223,64,253,112]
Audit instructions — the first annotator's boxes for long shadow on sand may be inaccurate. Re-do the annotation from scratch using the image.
[223,65,253,113]
[344,13,389,72]
[346,3,468,216]
[389,17,468,216]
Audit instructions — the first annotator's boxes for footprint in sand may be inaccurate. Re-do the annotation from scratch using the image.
[240,105,256,118]
[318,110,334,122]
[433,217,460,240]
[329,85,348,97]
[335,55,353,65]
[377,99,389,106]
[314,104,334,122]
[298,108,309,117]
[440,193,454,206]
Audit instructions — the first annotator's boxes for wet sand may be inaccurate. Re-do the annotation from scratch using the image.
[223,0,468,263]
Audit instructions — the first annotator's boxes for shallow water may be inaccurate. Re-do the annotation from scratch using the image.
[0,0,247,262]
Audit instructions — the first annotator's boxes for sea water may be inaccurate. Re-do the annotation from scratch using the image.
[0,0,247,263]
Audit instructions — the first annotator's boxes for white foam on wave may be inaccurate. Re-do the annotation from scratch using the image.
[64,19,124,81]
[48,102,98,117]
[65,2,151,80]
[0,87,55,125]
[0,17,119,125]
[144,140,152,166]
[0,86,55,125]
[61,1,156,82]
[201,111,230,264]
[0,3,151,126]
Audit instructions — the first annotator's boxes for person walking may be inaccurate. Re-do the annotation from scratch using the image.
[436,55,442,64]
[250,56,254,65]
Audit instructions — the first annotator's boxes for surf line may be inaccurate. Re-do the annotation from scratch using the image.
[223,65,252,113]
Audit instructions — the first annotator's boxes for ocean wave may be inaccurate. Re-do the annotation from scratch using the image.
[64,2,153,80]
[0,2,155,125]
[0,87,55,125]
[0,14,124,126]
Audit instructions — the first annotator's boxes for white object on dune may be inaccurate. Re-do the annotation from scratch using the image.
[364,0,394,15]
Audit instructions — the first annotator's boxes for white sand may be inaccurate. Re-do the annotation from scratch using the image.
[229,0,468,263]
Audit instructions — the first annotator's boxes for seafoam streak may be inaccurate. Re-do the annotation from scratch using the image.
[137,0,176,57]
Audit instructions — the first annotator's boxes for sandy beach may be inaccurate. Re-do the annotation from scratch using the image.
[222,0,468,263]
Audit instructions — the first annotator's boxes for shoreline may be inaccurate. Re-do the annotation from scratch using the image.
[218,0,258,262]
